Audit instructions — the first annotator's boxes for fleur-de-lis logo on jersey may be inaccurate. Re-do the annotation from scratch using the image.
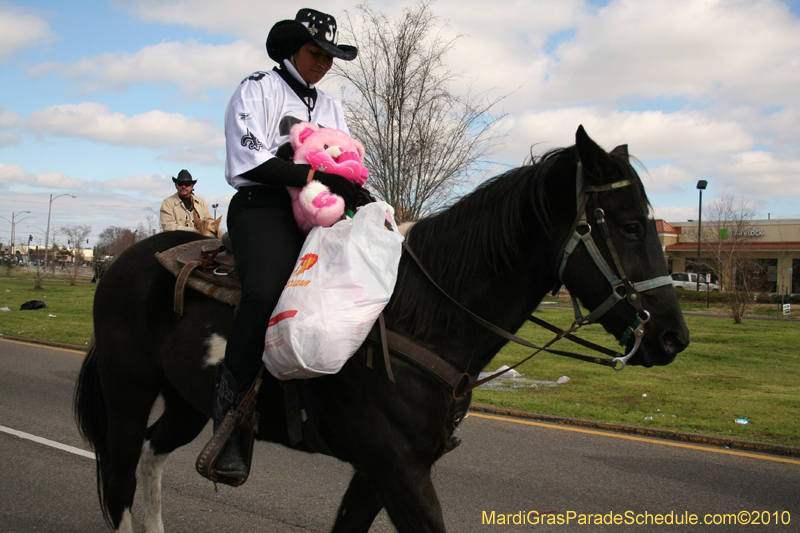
[241,129,262,151]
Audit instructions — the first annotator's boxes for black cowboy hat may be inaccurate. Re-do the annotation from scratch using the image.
[266,8,357,63]
[172,169,196,185]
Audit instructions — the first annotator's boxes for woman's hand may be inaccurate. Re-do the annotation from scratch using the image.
[312,171,358,206]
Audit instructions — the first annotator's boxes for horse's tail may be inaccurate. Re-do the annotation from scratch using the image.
[73,332,113,528]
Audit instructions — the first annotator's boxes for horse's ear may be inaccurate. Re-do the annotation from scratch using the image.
[610,144,629,161]
[575,125,610,183]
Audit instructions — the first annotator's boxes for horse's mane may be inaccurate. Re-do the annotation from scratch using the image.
[386,148,571,335]
[401,147,571,288]
[386,144,649,339]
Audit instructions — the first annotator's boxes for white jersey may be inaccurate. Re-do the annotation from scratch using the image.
[224,70,349,190]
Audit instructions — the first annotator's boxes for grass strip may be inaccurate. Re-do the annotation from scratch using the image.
[0,277,95,347]
[1,276,798,447]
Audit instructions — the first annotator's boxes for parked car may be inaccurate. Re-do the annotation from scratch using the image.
[671,272,719,291]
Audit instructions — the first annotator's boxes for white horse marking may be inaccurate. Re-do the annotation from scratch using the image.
[115,509,133,533]
[398,221,416,236]
[140,441,168,533]
[204,333,228,367]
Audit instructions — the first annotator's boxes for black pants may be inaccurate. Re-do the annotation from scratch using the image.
[223,186,306,385]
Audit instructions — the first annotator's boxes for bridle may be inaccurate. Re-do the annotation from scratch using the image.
[400,157,674,397]
[552,160,673,368]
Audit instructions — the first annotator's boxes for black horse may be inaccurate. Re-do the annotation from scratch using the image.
[75,126,689,532]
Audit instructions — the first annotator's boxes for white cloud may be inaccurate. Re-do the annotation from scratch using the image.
[3,0,800,228]
[0,103,22,128]
[0,162,214,203]
[709,150,800,198]
[758,107,800,149]
[114,0,359,42]
[0,163,83,189]
[25,102,223,150]
[541,0,800,106]
[99,173,172,193]
[0,131,20,146]
[157,146,223,165]
[641,164,695,194]
[652,205,697,222]
[0,164,233,239]
[29,39,264,97]
[0,3,54,60]
[502,107,754,162]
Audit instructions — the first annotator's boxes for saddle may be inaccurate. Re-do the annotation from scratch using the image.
[155,235,241,315]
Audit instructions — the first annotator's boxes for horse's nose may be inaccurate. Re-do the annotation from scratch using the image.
[660,327,690,361]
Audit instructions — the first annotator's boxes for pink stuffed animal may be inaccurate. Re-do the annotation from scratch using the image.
[288,122,369,233]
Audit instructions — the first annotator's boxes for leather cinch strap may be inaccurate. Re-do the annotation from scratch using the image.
[174,260,201,315]
[366,323,467,394]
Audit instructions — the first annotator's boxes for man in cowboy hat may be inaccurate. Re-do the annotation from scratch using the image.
[159,169,215,232]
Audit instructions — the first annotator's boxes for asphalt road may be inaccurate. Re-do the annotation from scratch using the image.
[1,338,798,532]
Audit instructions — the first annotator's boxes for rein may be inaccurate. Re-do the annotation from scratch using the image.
[403,241,630,397]
[402,157,672,395]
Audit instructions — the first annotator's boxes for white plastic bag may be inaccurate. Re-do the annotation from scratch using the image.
[263,201,404,380]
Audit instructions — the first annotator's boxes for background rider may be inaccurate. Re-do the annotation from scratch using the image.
[159,169,215,232]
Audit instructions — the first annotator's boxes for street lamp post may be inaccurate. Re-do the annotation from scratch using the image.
[1,211,33,255]
[212,203,219,218]
[696,180,708,292]
[43,193,76,272]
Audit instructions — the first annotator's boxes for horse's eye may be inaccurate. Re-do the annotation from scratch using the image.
[624,223,640,235]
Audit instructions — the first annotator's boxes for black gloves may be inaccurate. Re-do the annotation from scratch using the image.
[312,171,358,207]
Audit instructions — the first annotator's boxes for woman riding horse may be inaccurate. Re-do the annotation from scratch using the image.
[203,8,361,484]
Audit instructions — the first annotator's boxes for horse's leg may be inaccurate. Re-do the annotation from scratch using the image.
[365,461,445,533]
[139,442,167,533]
[103,381,161,533]
[331,471,384,533]
[140,384,209,533]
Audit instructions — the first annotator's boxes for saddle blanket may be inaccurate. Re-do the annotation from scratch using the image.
[155,239,241,309]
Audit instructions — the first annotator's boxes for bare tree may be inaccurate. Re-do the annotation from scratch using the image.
[31,237,62,290]
[58,224,91,285]
[702,193,764,324]
[334,1,506,221]
[142,206,160,236]
[96,226,137,260]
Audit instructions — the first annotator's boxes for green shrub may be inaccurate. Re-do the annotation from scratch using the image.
[674,287,728,302]
[755,292,800,304]
[676,287,800,304]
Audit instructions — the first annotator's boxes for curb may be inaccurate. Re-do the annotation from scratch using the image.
[541,303,800,322]
[0,334,88,352]
[469,404,800,459]
[3,336,797,459]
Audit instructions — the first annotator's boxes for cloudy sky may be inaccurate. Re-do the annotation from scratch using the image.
[1,0,799,247]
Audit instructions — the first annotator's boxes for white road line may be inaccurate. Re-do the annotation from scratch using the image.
[0,425,95,459]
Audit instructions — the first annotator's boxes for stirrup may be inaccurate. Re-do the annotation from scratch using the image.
[196,369,263,487]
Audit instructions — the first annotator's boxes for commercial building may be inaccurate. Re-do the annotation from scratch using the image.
[0,243,94,264]
[658,219,800,294]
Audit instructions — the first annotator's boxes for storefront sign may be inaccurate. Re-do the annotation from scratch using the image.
[719,228,765,238]
[733,230,765,237]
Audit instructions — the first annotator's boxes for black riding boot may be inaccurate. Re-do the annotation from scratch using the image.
[210,362,251,478]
